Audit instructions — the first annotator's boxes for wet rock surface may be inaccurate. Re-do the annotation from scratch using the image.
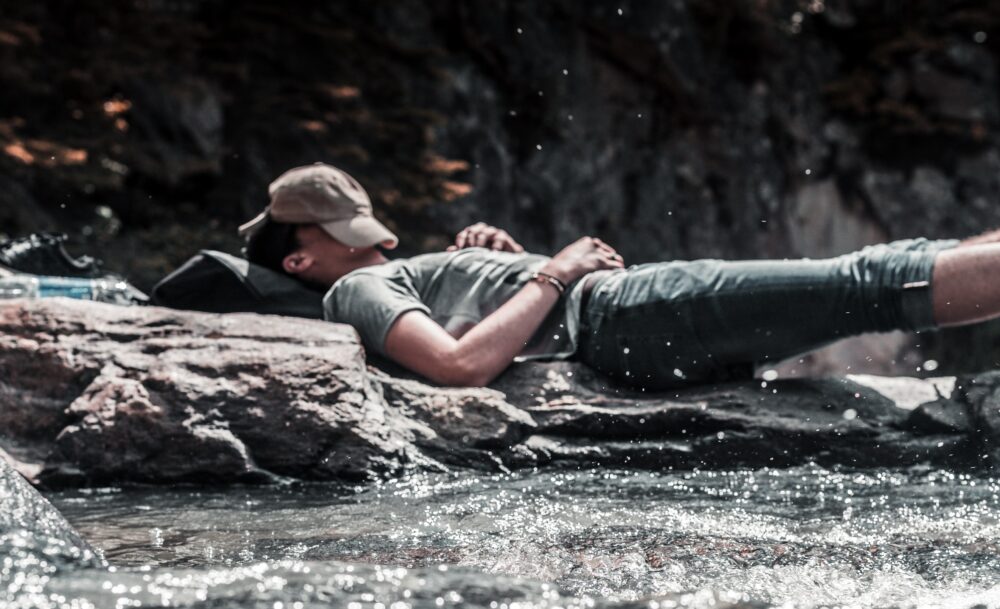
[0,455,101,594]
[0,299,995,486]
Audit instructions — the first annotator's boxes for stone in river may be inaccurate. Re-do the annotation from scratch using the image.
[0,455,101,579]
[0,299,990,486]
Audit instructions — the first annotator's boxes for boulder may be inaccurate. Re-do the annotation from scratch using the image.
[0,455,101,596]
[0,299,991,486]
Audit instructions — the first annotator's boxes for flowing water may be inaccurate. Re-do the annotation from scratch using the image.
[10,466,1000,608]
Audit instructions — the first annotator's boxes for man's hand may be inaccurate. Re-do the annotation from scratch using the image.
[540,237,625,284]
[448,222,524,252]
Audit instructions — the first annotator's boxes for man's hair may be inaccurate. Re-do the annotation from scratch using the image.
[244,221,300,274]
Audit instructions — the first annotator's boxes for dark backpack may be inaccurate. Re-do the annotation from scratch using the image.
[151,250,324,318]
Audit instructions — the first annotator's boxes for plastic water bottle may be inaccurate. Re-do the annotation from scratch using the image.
[0,275,137,305]
[0,275,38,299]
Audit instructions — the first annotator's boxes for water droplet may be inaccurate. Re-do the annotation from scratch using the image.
[623,347,630,354]
[975,31,988,43]
[843,408,858,420]
[923,359,939,372]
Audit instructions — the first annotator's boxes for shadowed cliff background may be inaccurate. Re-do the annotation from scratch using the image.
[1,0,999,374]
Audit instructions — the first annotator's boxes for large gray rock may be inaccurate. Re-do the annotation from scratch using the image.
[0,299,991,486]
[0,455,100,607]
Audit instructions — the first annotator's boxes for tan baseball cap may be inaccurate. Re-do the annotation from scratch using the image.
[238,162,398,249]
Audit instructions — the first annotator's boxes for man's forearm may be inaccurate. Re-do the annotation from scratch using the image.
[447,281,561,385]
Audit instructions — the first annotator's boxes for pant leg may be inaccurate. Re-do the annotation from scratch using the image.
[578,238,959,390]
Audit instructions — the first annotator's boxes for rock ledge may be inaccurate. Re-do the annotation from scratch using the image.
[0,299,995,486]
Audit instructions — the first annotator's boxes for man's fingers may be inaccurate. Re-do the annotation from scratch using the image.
[473,230,491,247]
[595,241,616,255]
[491,231,514,251]
[591,237,618,255]
[455,224,522,252]
[601,250,624,268]
[499,237,522,252]
[490,232,510,251]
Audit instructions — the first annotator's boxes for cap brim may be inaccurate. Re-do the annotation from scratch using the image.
[319,216,398,249]
[238,209,270,238]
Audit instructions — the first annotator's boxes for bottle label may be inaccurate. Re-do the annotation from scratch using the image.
[37,277,94,300]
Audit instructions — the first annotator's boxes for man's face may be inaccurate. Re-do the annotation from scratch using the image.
[283,224,385,286]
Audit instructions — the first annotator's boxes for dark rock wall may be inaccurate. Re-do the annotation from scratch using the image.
[2,0,1000,370]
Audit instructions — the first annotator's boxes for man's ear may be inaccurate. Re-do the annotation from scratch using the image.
[282,251,314,275]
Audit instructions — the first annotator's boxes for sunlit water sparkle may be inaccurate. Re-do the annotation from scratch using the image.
[10,466,1000,608]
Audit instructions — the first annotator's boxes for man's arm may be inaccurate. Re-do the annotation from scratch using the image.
[385,282,561,386]
[384,237,624,386]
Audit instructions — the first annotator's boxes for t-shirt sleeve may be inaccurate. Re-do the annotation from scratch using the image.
[322,274,431,356]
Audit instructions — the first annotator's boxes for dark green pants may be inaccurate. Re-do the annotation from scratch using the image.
[578,238,960,390]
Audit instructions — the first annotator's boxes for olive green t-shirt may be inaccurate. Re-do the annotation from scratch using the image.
[322,248,584,361]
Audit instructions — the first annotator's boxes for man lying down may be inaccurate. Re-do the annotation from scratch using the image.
[240,163,1000,389]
